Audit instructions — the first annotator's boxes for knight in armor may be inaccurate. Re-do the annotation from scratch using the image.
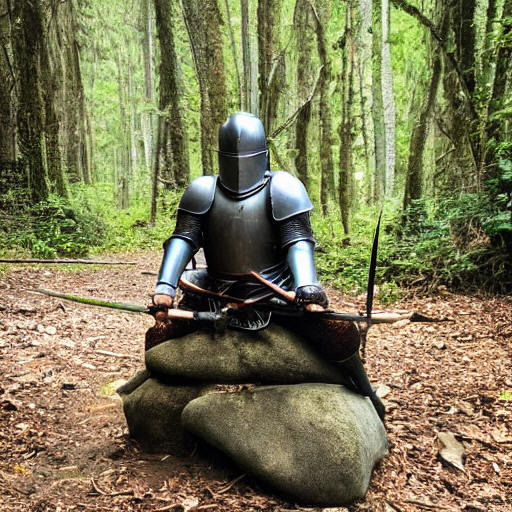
[149,112,384,420]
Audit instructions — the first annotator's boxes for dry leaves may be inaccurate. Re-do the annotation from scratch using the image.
[0,254,511,511]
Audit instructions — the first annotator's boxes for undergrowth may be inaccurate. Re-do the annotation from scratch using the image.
[1,181,510,297]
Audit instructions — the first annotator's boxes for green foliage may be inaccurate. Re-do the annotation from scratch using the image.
[0,181,182,258]
[382,195,512,294]
[312,205,399,302]
[0,194,105,258]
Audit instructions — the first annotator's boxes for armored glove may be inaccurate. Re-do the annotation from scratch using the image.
[148,293,175,321]
[294,284,328,308]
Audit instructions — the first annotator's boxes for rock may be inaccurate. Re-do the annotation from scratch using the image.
[145,324,344,385]
[118,372,213,454]
[182,383,388,506]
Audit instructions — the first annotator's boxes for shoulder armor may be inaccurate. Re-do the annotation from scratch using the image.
[178,175,218,215]
[270,171,313,221]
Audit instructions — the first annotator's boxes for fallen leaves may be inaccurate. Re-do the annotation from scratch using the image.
[437,432,466,472]
[0,255,511,512]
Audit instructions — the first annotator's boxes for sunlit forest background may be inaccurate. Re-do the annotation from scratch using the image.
[0,0,511,296]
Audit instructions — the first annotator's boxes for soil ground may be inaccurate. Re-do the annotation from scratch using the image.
[0,251,511,512]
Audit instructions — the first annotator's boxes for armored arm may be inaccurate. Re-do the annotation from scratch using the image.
[271,172,328,307]
[280,215,328,308]
[154,212,202,298]
[154,176,216,300]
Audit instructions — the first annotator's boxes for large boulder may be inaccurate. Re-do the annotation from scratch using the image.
[182,383,388,506]
[118,371,214,454]
[145,324,344,384]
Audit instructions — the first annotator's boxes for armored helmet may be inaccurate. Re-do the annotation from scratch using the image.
[218,112,268,195]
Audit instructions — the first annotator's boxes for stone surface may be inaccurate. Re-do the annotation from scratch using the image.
[118,371,213,454]
[182,383,388,506]
[145,324,344,384]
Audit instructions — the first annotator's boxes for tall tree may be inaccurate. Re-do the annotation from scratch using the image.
[381,0,396,196]
[339,0,356,235]
[294,0,314,190]
[371,0,386,201]
[0,0,16,179]
[141,0,155,171]
[241,0,253,112]
[312,0,336,214]
[11,0,50,202]
[154,0,189,186]
[258,0,284,133]
[403,11,448,211]
[182,0,227,175]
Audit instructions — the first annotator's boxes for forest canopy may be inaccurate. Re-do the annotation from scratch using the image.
[0,0,511,295]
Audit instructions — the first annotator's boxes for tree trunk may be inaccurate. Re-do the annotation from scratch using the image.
[403,13,447,211]
[241,0,252,112]
[154,0,190,187]
[12,0,50,203]
[312,0,335,215]
[141,0,154,171]
[258,0,283,134]
[0,0,16,181]
[485,0,512,180]
[381,0,395,196]
[356,0,373,205]
[294,0,314,190]
[371,0,386,202]
[117,48,130,209]
[182,0,227,175]
[224,0,242,109]
[339,1,356,235]
[453,0,476,97]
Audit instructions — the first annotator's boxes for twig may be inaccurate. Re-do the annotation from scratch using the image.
[0,258,136,265]
[269,65,324,140]
[216,474,246,494]
[90,477,134,497]
[154,504,181,512]
[95,349,137,359]
[403,499,452,510]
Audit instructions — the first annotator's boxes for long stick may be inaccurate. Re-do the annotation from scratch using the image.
[1,259,136,265]
[28,288,196,320]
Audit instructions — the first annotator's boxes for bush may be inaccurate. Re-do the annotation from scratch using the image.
[1,195,106,258]
[382,195,512,294]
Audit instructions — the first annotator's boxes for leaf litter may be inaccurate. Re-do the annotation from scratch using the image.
[0,251,511,511]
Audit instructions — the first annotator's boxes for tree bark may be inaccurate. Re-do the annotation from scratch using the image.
[312,0,335,215]
[154,0,189,187]
[241,0,252,112]
[0,0,16,181]
[224,0,242,109]
[258,0,283,134]
[403,12,447,211]
[12,0,50,203]
[339,1,356,235]
[381,0,396,196]
[371,0,386,202]
[294,0,314,190]
[182,0,227,176]
[141,0,155,171]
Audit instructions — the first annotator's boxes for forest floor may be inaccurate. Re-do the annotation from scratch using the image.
[0,251,511,512]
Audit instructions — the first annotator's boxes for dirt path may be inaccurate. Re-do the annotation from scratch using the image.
[0,252,511,511]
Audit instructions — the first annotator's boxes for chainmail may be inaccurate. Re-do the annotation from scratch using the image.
[278,212,315,248]
[168,210,203,251]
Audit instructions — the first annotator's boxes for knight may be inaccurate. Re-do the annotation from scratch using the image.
[150,111,384,420]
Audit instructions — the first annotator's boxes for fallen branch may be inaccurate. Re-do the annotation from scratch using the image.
[0,258,136,265]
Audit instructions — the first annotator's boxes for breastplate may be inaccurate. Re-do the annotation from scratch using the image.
[202,183,283,277]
